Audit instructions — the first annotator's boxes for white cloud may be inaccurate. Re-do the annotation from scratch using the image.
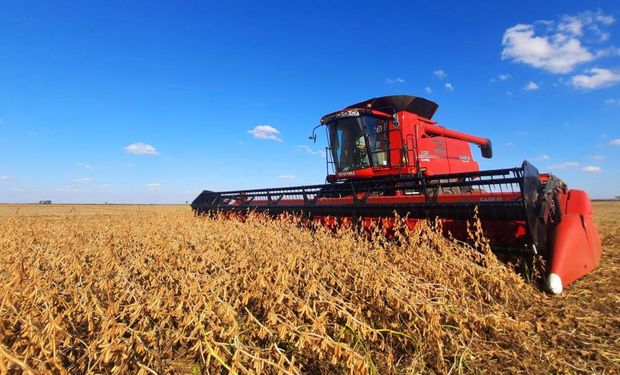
[0,176,10,181]
[445,83,454,91]
[571,68,620,89]
[582,165,602,173]
[424,86,432,94]
[124,142,159,155]
[434,70,447,79]
[490,74,511,82]
[590,155,605,160]
[277,175,296,180]
[502,23,593,73]
[534,154,550,161]
[610,138,620,146]
[385,77,405,84]
[146,183,162,191]
[248,125,282,141]
[524,81,540,90]
[500,11,615,74]
[73,177,92,183]
[506,91,513,96]
[604,98,619,105]
[558,10,615,40]
[548,161,580,170]
[557,16,585,37]
[595,47,620,58]
[298,145,326,157]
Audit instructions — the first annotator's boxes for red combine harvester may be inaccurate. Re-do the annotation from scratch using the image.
[192,95,601,294]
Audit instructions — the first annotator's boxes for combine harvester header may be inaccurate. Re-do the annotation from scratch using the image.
[192,95,601,294]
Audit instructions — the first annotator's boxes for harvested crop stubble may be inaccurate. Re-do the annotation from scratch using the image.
[0,207,617,374]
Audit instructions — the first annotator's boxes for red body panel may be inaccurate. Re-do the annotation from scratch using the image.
[549,189,601,288]
[417,136,479,175]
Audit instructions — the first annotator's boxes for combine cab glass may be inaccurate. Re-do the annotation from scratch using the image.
[192,95,601,294]
[327,114,390,172]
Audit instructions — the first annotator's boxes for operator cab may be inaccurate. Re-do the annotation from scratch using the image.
[314,95,492,181]
[318,108,398,181]
[326,112,390,172]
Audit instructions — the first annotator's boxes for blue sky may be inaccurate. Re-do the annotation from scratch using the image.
[0,0,619,203]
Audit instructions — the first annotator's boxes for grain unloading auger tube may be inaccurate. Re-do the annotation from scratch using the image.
[192,95,601,293]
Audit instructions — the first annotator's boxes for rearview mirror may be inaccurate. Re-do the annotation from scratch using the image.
[309,124,323,143]
[480,139,493,158]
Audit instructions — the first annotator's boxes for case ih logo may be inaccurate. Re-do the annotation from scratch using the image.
[337,171,356,177]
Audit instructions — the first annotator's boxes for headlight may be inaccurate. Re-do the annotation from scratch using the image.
[320,110,361,123]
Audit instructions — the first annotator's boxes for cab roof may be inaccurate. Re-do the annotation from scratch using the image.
[345,95,439,119]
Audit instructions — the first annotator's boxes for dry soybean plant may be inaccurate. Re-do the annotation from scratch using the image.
[0,208,617,374]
